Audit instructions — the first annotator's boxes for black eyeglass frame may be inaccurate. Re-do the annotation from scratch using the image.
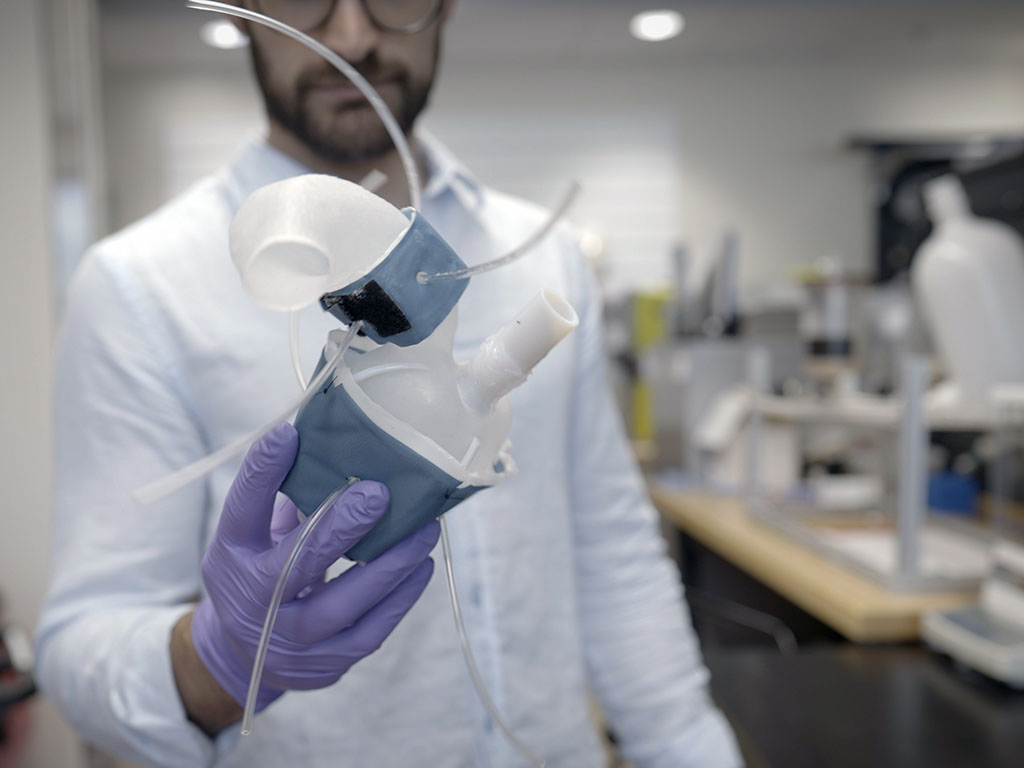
[252,0,444,36]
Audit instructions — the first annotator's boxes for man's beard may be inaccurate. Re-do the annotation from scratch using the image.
[250,42,438,164]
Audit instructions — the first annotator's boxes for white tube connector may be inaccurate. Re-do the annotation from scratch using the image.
[460,289,578,413]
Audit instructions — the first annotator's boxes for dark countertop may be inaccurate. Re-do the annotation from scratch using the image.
[705,645,1024,768]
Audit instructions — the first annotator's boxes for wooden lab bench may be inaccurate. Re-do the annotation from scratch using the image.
[649,486,977,643]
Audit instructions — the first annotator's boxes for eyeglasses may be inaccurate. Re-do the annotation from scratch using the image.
[253,0,444,35]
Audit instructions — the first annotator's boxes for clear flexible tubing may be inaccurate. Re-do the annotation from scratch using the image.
[418,181,581,284]
[241,477,359,735]
[439,516,546,768]
[132,321,363,505]
[352,363,429,382]
[186,0,422,211]
[288,311,308,390]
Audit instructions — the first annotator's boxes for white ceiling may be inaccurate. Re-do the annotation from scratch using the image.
[99,0,1024,73]
[448,0,1024,67]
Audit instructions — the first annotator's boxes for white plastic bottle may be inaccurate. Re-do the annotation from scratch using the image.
[912,175,1024,419]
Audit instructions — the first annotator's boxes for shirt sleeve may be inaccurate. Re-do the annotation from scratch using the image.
[564,241,743,768]
[35,251,225,767]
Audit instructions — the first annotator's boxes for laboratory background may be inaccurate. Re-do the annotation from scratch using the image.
[4,0,1024,766]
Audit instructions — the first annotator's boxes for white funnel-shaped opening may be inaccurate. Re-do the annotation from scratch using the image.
[461,289,579,412]
[229,174,410,311]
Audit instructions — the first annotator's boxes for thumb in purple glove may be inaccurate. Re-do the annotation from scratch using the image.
[191,422,439,711]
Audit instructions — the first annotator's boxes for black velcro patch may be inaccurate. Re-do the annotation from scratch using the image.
[320,280,412,338]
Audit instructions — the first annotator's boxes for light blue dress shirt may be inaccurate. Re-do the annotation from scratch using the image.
[36,136,742,768]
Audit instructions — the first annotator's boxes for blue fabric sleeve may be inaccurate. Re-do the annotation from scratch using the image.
[282,367,484,563]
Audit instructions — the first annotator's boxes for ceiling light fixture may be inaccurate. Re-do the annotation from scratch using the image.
[630,10,685,42]
[200,19,249,50]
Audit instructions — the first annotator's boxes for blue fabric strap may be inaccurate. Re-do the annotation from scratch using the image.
[319,209,469,347]
[281,359,488,563]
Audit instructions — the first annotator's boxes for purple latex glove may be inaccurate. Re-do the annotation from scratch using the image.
[191,422,439,711]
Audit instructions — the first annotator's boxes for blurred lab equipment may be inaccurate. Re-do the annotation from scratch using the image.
[858,279,918,395]
[923,387,1024,688]
[688,175,1024,593]
[797,256,856,372]
[627,230,802,470]
[912,175,1024,422]
[612,232,743,453]
[642,146,1024,665]
[691,347,800,497]
[625,289,673,451]
[850,134,1024,283]
[672,230,742,339]
[705,231,741,338]
[743,354,995,593]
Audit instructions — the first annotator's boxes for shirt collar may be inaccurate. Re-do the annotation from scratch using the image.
[417,130,485,211]
[224,138,311,209]
[224,132,485,213]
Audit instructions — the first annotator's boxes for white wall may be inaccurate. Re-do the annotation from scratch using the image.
[103,68,264,229]
[428,58,1024,299]
[0,1,85,766]
[426,112,683,295]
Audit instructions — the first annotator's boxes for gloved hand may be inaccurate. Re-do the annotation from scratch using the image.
[191,422,439,711]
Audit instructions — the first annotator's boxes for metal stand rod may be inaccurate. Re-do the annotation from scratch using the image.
[746,346,771,503]
[897,356,929,577]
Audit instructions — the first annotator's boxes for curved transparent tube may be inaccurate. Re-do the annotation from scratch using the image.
[439,517,545,767]
[186,0,420,210]
[418,181,580,284]
[352,363,429,383]
[289,310,308,390]
[241,478,359,736]
[132,321,362,505]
